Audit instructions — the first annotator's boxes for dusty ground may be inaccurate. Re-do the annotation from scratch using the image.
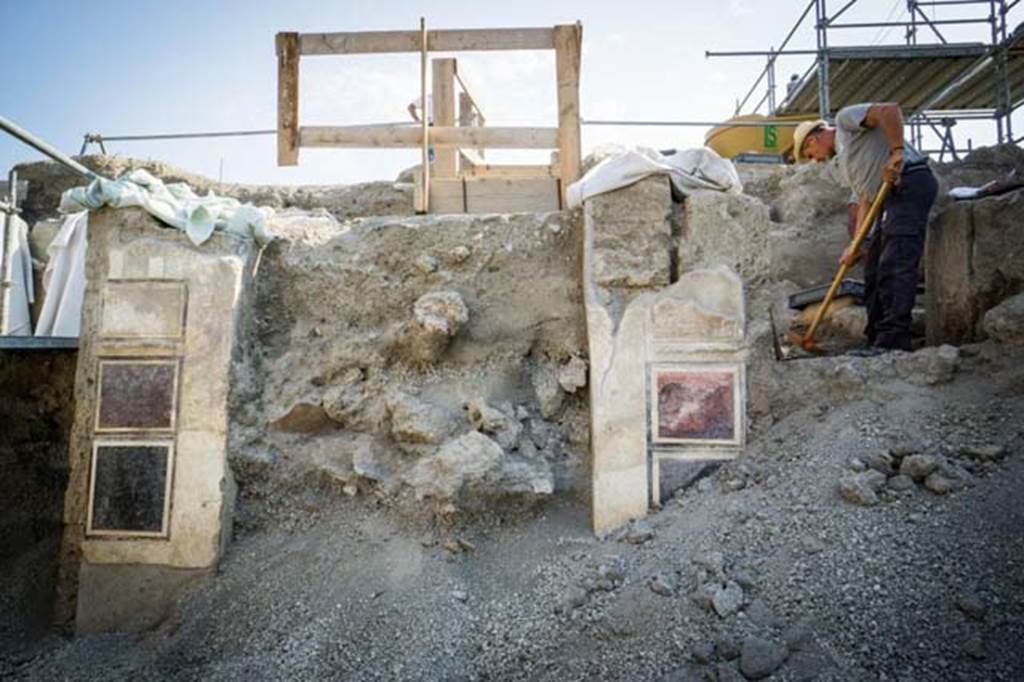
[4,340,1023,681]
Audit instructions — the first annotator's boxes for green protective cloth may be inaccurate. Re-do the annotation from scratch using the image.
[59,169,275,246]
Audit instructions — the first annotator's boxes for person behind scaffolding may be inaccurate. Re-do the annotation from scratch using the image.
[792,103,938,355]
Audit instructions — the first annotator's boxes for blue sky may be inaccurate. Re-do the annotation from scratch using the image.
[2,0,1019,185]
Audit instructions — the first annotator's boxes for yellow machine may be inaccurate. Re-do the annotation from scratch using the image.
[705,114,813,160]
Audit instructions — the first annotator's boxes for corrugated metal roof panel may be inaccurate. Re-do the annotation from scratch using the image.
[776,43,1023,116]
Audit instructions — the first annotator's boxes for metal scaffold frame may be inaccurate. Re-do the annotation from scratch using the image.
[706,0,1023,161]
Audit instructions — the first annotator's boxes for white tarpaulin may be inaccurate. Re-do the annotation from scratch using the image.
[0,212,34,335]
[566,146,743,209]
[60,169,275,246]
[34,211,88,338]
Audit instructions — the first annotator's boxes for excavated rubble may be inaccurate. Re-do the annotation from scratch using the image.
[5,146,1024,681]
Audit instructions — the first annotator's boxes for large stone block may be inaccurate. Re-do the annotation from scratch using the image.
[56,207,253,631]
[926,190,1024,345]
[585,176,672,288]
[584,207,747,532]
[679,192,771,285]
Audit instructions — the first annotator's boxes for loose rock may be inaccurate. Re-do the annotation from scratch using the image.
[739,636,788,680]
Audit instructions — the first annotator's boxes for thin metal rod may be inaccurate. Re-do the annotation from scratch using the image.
[708,49,820,57]
[729,0,817,114]
[95,129,275,142]
[829,18,989,28]
[912,3,949,43]
[816,0,831,117]
[0,115,99,180]
[582,119,806,127]
[827,0,860,24]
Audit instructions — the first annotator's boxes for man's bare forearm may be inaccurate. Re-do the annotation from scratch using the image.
[853,199,870,238]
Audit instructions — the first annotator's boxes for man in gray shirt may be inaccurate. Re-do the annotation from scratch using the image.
[793,103,938,353]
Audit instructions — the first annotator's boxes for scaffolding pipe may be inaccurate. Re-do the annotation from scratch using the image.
[582,119,806,127]
[91,129,275,142]
[1,115,99,180]
[827,0,861,24]
[727,0,817,114]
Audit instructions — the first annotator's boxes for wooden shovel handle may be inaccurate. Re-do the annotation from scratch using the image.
[802,181,893,347]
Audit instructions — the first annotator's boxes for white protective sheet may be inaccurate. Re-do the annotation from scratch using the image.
[34,211,88,338]
[0,212,34,335]
[60,169,275,246]
[566,146,743,209]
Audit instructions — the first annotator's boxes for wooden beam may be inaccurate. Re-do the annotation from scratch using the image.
[295,28,555,56]
[300,125,559,149]
[430,177,561,214]
[432,58,457,178]
[553,23,582,203]
[460,163,555,178]
[276,32,300,166]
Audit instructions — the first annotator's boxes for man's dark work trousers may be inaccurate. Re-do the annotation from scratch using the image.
[863,164,938,351]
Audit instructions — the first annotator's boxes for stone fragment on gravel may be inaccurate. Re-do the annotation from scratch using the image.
[745,599,782,628]
[960,443,1005,461]
[866,451,895,476]
[559,587,588,612]
[649,574,675,596]
[729,570,756,592]
[847,457,867,472]
[715,634,741,660]
[838,470,886,506]
[957,594,986,621]
[691,582,719,612]
[696,551,726,579]
[924,471,959,495]
[900,454,939,481]
[712,581,744,618]
[715,662,743,682]
[963,636,988,660]
[887,474,916,491]
[739,636,787,679]
[692,641,715,664]
[624,521,655,545]
[451,590,468,602]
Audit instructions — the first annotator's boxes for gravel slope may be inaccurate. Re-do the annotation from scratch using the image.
[4,342,1024,681]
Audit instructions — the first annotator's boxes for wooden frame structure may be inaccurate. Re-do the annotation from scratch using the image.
[276,22,582,213]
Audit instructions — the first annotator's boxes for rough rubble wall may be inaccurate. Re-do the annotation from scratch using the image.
[13,157,415,227]
[0,351,75,643]
[230,210,589,508]
[926,189,1024,345]
[739,160,853,290]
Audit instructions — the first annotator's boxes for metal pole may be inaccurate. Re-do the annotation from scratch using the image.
[998,0,1013,141]
[987,0,1003,140]
[816,0,831,118]
[582,119,808,127]
[0,115,99,180]
[767,48,777,114]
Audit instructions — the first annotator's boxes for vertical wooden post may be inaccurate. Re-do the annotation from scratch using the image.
[432,58,457,178]
[276,32,300,166]
[418,17,430,213]
[553,23,582,204]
